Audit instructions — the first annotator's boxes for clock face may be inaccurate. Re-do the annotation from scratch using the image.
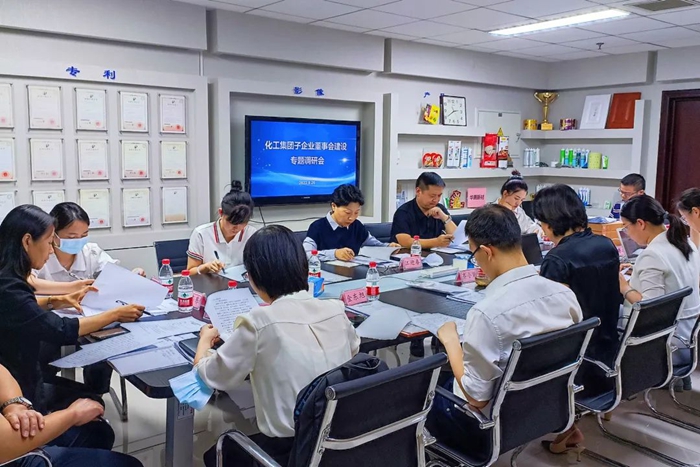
[442,96,466,126]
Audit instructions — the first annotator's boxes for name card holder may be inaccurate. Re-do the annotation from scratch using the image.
[193,291,206,310]
[341,288,368,306]
[400,256,423,271]
[456,269,479,285]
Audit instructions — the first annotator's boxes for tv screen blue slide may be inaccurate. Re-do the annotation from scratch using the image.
[246,117,360,205]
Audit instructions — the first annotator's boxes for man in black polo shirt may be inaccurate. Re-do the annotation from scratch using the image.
[391,172,457,248]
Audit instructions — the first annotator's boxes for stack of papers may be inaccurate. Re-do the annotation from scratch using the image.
[218,264,247,282]
[347,301,414,340]
[410,314,466,337]
[109,335,192,376]
[358,246,400,261]
[320,270,350,284]
[448,288,486,304]
[81,263,168,314]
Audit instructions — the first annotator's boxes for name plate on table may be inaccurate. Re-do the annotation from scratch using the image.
[400,256,423,271]
[456,269,479,284]
[193,291,206,310]
[341,288,368,306]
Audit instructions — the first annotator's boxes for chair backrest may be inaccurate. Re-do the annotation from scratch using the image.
[307,353,447,467]
[451,213,470,226]
[153,239,190,273]
[293,231,307,246]
[365,223,392,244]
[615,287,692,399]
[521,200,534,221]
[486,318,599,461]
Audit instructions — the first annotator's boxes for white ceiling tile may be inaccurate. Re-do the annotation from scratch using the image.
[261,0,360,20]
[379,20,464,37]
[519,27,606,43]
[211,0,280,7]
[488,0,601,19]
[313,20,371,32]
[414,37,462,46]
[472,37,548,51]
[430,28,494,44]
[174,0,252,11]
[651,36,700,47]
[687,23,700,32]
[457,44,500,53]
[327,0,399,7]
[549,50,609,60]
[580,16,671,34]
[366,30,418,40]
[374,0,476,20]
[562,34,639,50]
[622,26,700,43]
[326,9,417,28]
[496,51,558,61]
[514,43,583,56]
[453,0,513,6]
[246,9,314,22]
[431,7,530,30]
[602,42,667,54]
[652,8,700,26]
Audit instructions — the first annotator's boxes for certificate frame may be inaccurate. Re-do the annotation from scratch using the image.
[77,139,109,181]
[0,190,16,222]
[121,140,150,180]
[0,83,14,129]
[119,91,149,133]
[79,188,111,229]
[580,94,612,130]
[0,138,16,182]
[75,88,107,131]
[160,141,187,179]
[122,187,151,228]
[32,190,65,213]
[159,94,186,134]
[30,138,64,181]
[27,85,63,130]
[161,186,188,224]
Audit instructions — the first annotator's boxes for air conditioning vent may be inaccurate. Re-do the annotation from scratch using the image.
[626,0,700,12]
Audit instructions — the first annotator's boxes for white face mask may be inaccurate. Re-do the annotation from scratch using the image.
[56,236,89,255]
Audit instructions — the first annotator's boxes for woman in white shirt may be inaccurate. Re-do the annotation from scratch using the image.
[194,225,360,467]
[186,181,256,276]
[495,171,544,238]
[678,188,700,249]
[619,195,700,381]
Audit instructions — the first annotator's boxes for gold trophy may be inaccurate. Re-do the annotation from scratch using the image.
[534,91,559,131]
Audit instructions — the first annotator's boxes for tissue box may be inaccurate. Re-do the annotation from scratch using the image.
[308,276,325,297]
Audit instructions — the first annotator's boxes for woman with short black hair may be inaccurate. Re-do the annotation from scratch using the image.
[194,225,360,467]
[678,187,700,249]
[304,184,399,261]
[495,171,543,237]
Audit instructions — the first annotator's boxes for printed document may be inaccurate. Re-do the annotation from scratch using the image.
[205,289,259,339]
[81,262,168,311]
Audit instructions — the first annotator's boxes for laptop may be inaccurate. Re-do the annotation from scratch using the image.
[617,228,645,263]
[521,233,544,266]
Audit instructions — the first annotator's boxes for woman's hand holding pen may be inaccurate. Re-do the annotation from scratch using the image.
[198,261,225,274]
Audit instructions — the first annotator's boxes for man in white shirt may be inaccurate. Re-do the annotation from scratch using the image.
[427,204,583,452]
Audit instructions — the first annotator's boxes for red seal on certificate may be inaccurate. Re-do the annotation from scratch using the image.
[98,219,105,225]
[176,124,182,130]
[0,117,6,123]
[1,171,9,178]
[96,121,101,127]
[177,170,182,175]
[97,170,103,176]
[140,217,145,222]
[138,170,145,176]
[49,119,56,126]
[137,122,143,128]
[51,171,58,176]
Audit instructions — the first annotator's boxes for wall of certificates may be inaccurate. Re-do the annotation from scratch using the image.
[0,79,194,236]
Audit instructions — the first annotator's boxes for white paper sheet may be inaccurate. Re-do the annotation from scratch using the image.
[352,256,397,266]
[162,186,187,224]
[30,139,64,181]
[320,270,349,284]
[160,141,187,178]
[145,298,179,315]
[0,138,15,181]
[75,88,107,131]
[79,189,110,228]
[0,191,15,222]
[410,313,465,337]
[78,140,109,180]
[32,190,65,213]
[358,246,400,261]
[450,220,468,248]
[120,92,148,132]
[407,280,468,295]
[121,316,204,339]
[432,247,467,255]
[160,94,186,133]
[122,188,151,227]
[110,345,188,376]
[326,260,359,268]
[205,289,259,339]
[448,288,486,304]
[0,83,13,128]
[28,85,62,129]
[81,262,167,311]
[355,305,411,340]
[218,264,248,282]
[50,331,158,368]
[121,141,149,179]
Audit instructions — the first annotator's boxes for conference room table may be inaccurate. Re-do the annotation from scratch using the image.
[115,250,461,467]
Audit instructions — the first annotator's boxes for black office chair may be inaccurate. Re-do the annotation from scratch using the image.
[153,238,190,274]
[451,214,470,227]
[0,449,52,466]
[520,200,534,221]
[425,318,600,467]
[365,222,393,243]
[215,353,447,467]
[292,231,307,246]
[574,287,692,466]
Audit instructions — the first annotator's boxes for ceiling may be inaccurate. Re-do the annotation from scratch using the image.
[173,0,700,61]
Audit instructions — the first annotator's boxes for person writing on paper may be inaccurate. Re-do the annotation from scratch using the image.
[427,204,582,456]
[495,170,543,237]
[187,181,256,275]
[304,184,400,261]
[618,195,700,390]
[0,205,144,451]
[390,172,457,249]
[194,225,360,467]
[610,173,645,220]
[0,364,143,467]
[678,188,700,249]
[30,202,145,294]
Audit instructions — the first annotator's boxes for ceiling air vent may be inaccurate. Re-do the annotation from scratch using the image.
[625,0,700,12]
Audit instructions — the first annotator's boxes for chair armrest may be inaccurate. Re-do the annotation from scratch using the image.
[423,428,437,447]
[435,386,495,429]
[217,430,281,467]
[0,449,52,467]
[574,384,584,394]
[583,357,618,378]
[674,335,692,349]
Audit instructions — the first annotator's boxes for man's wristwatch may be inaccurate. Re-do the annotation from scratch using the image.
[47,296,55,311]
[443,215,452,225]
[0,397,33,413]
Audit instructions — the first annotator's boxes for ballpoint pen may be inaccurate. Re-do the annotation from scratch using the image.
[214,251,226,274]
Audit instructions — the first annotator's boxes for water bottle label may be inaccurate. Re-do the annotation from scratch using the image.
[366,285,379,297]
[178,295,193,308]
[309,272,321,278]
[340,288,368,306]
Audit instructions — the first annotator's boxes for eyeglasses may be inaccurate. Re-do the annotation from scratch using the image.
[620,223,632,232]
[466,246,481,267]
[681,216,689,226]
[617,188,637,198]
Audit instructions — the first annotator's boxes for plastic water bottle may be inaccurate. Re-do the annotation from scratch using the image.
[159,259,174,298]
[411,236,422,257]
[366,262,380,301]
[309,250,322,278]
[228,280,238,290]
[177,270,194,313]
